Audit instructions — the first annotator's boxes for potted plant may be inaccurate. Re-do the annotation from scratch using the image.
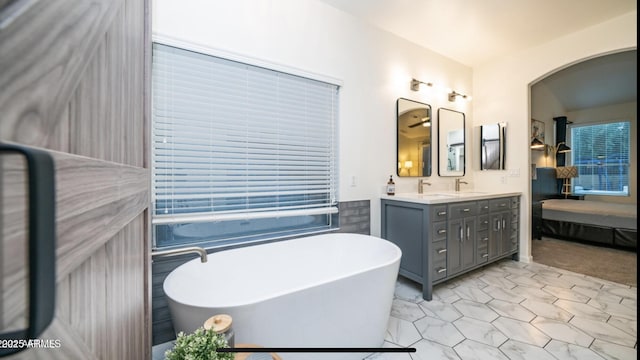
[165,327,234,360]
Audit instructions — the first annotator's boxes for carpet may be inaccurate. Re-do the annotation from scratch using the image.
[532,237,637,287]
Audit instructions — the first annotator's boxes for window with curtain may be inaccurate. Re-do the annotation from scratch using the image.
[152,43,339,249]
[569,121,630,196]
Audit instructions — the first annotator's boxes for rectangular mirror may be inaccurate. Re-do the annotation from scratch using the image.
[438,108,465,176]
[480,123,506,170]
[396,98,432,177]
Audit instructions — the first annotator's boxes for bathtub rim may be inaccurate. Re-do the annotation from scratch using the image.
[163,233,402,309]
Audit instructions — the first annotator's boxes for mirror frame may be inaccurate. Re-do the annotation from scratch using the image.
[396,98,432,177]
[480,123,507,170]
[437,108,465,177]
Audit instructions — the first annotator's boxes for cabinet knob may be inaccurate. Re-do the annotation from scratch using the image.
[436,267,447,274]
[437,248,447,254]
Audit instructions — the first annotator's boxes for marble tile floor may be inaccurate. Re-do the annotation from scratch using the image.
[370,259,637,360]
[153,259,636,360]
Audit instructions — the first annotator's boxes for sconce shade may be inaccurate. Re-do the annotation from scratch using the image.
[556,142,571,153]
[404,161,413,169]
[530,138,545,149]
[556,166,578,179]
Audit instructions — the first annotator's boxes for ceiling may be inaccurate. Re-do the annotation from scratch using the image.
[318,0,637,111]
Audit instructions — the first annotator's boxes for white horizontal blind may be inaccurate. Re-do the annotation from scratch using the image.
[570,121,629,195]
[151,43,339,224]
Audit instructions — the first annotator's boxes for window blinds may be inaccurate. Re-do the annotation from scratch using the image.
[151,43,339,224]
[571,121,629,193]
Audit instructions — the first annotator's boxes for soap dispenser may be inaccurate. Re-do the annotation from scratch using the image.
[386,175,395,195]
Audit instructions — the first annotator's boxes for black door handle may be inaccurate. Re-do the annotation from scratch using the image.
[0,143,56,357]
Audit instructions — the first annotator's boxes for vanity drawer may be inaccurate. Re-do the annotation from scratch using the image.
[431,221,448,241]
[477,229,489,245]
[477,248,489,264]
[477,215,490,231]
[448,201,477,219]
[511,209,519,222]
[432,240,447,262]
[432,257,447,282]
[477,200,490,214]
[489,198,510,212]
[430,205,448,222]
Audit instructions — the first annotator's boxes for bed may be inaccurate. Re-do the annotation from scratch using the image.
[533,167,637,250]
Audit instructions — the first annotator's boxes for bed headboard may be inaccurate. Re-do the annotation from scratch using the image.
[532,167,560,202]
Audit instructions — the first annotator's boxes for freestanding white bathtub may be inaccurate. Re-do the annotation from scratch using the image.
[164,233,401,360]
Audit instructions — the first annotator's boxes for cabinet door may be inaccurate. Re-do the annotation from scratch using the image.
[461,217,476,270]
[499,210,512,256]
[488,213,502,260]
[447,218,463,275]
[448,217,476,276]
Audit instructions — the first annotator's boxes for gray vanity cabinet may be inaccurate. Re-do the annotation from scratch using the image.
[488,197,519,260]
[381,201,427,281]
[447,201,478,276]
[381,194,520,301]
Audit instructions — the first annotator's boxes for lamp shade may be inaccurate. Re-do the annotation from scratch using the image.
[556,166,578,179]
[556,142,571,153]
[531,138,545,149]
[404,161,413,169]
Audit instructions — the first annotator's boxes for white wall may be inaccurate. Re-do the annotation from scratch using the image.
[152,0,473,237]
[530,84,565,168]
[153,1,636,261]
[473,11,637,262]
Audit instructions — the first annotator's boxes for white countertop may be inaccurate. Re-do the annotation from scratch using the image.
[381,190,522,204]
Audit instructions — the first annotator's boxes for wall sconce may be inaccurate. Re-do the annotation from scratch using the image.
[410,78,432,91]
[531,138,545,149]
[448,90,471,102]
[543,141,571,157]
[555,141,571,154]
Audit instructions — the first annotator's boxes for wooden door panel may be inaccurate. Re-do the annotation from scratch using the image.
[0,0,150,358]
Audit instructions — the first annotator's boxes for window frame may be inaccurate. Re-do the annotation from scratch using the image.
[567,119,630,197]
[150,37,342,250]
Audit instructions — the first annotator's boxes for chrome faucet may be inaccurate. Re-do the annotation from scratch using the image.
[151,246,208,263]
[455,178,468,192]
[418,179,432,194]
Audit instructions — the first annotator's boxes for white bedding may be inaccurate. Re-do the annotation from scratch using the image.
[542,199,637,230]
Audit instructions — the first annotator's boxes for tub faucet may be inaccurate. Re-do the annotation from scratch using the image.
[418,179,432,194]
[455,178,468,192]
[151,246,208,263]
